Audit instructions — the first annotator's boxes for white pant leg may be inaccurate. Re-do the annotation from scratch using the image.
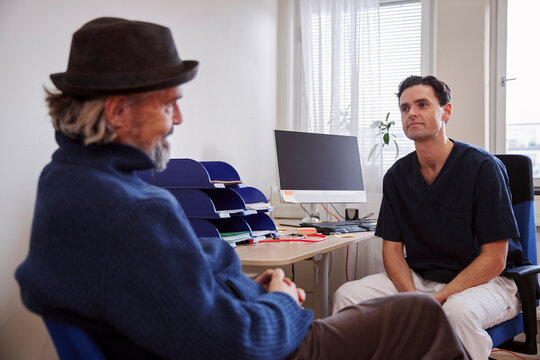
[332,272,398,314]
[442,276,520,360]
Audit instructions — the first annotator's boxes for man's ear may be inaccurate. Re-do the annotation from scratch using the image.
[442,103,452,123]
[104,96,130,129]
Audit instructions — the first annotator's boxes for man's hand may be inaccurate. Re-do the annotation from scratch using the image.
[261,268,306,306]
[432,292,446,305]
[254,269,275,292]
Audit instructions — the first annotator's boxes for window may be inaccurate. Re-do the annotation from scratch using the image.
[504,0,540,177]
[378,1,421,170]
[299,0,422,172]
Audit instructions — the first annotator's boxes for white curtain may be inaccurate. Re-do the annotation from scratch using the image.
[299,0,382,199]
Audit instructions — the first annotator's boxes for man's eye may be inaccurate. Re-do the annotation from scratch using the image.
[401,107,409,112]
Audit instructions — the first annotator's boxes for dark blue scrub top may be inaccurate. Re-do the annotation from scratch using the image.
[375,140,526,283]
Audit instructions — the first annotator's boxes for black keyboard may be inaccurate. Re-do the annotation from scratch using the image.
[299,220,376,235]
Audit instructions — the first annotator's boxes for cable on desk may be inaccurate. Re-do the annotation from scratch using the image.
[321,203,339,221]
[258,234,327,243]
[330,203,345,220]
[299,203,312,217]
[360,212,374,220]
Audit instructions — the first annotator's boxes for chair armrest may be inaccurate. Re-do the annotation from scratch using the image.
[499,264,540,354]
[502,265,540,279]
[501,264,540,305]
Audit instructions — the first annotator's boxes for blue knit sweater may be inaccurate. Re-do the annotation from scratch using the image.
[16,133,313,359]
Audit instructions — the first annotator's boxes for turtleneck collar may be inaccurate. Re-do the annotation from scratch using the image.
[52,132,156,172]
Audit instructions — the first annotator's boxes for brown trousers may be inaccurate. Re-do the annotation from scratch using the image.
[288,293,471,360]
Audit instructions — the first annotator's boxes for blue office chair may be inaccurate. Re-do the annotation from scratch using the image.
[44,319,105,360]
[486,154,540,354]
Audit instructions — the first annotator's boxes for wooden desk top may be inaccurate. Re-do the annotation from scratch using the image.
[235,231,377,266]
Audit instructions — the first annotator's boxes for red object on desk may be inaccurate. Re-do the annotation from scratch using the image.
[258,234,327,243]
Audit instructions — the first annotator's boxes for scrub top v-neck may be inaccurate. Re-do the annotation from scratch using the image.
[375,139,525,283]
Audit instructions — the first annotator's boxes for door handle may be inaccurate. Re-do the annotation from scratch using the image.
[501,76,517,87]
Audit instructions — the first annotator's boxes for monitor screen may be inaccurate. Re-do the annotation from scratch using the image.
[274,130,366,203]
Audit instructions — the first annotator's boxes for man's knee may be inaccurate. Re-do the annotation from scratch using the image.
[334,281,359,301]
[369,292,438,308]
[442,295,477,326]
[333,281,362,312]
[360,292,440,318]
[334,273,393,302]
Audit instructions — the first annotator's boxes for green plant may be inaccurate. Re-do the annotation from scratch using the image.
[368,112,399,162]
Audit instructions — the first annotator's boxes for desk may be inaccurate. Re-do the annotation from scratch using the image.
[235,231,377,318]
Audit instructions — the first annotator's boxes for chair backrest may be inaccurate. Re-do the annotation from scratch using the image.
[44,319,105,360]
[495,154,537,266]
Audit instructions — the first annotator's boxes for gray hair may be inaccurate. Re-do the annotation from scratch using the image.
[45,88,116,145]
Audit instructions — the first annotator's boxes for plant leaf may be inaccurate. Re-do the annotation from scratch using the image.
[383,133,390,145]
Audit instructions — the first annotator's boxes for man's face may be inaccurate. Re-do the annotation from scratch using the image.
[122,86,183,170]
[398,84,451,142]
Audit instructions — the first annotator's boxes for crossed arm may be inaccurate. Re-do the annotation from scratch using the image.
[383,239,509,305]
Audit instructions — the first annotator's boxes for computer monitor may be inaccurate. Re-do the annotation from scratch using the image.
[274,130,366,203]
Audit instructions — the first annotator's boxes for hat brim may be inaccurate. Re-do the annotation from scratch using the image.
[50,60,199,97]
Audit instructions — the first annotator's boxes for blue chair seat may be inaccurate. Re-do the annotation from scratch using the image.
[44,319,105,360]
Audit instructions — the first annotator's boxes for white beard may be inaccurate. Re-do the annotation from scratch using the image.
[151,137,171,172]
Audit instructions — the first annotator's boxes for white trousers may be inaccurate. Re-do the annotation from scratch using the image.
[333,270,520,360]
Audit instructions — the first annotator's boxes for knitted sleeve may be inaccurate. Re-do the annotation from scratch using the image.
[103,195,312,359]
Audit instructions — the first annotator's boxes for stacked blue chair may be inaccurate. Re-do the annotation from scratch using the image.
[486,154,540,354]
[44,319,105,360]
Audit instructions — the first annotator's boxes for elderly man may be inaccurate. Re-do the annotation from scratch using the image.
[333,75,530,359]
[16,18,469,359]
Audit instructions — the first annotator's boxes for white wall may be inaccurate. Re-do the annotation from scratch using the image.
[0,1,278,358]
[434,0,490,148]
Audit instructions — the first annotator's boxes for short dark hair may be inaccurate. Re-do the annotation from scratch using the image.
[396,75,452,106]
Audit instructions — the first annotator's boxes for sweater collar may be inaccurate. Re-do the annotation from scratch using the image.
[52,132,156,172]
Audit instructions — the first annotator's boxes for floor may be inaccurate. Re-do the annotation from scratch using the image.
[490,349,540,360]
[489,334,540,360]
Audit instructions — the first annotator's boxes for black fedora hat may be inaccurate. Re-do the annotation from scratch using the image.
[50,17,199,97]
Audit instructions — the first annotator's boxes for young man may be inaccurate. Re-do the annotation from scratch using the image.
[333,75,528,359]
[15,20,469,359]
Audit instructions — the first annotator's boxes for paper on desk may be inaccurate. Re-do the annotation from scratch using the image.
[246,202,272,211]
[215,209,245,217]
